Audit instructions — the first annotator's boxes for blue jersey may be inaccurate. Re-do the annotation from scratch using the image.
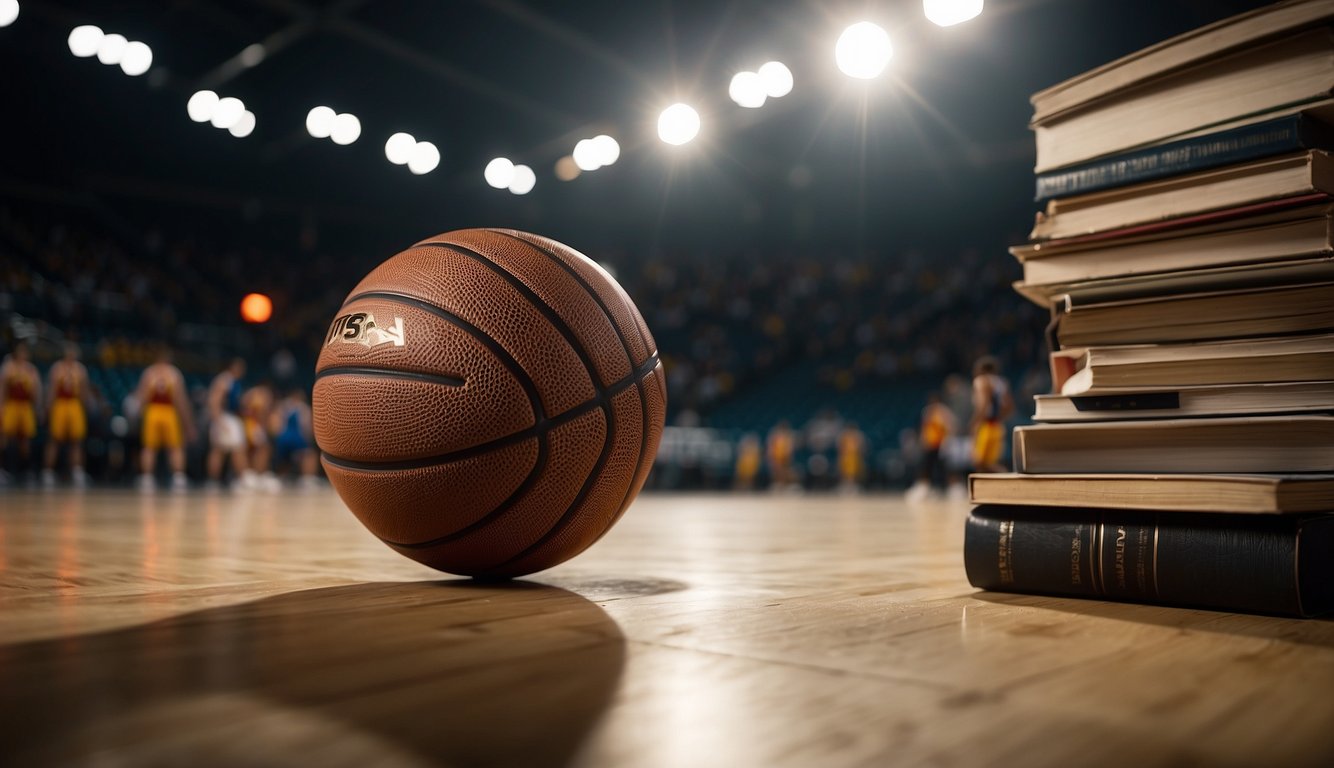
[225,377,243,414]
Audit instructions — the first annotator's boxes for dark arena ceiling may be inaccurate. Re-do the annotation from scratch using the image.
[2,0,1275,256]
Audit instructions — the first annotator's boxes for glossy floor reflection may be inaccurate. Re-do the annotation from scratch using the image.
[1,490,1333,767]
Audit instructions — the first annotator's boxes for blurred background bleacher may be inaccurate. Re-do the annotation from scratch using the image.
[2,199,1047,489]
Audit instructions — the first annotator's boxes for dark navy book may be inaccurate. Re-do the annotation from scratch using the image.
[1035,110,1334,202]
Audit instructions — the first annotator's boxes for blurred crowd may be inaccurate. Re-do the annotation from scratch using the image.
[2,203,1047,490]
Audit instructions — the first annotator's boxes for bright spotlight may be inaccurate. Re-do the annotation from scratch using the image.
[305,106,335,138]
[385,132,416,165]
[119,41,152,76]
[484,157,516,189]
[330,113,361,145]
[186,90,219,123]
[592,135,620,166]
[508,164,536,195]
[0,0,20,28]
[657,103,701,146]
[728,71,767,108]
[239,43,266,68]
[836,21,893,79]
[924,0,983,27]
[229,110,256,138]
[95,33,128,66]
[408,141,440,175]
[68,25,103,57]
[573,138,601,171]
[758,61,793,98]
[210,97,245,129]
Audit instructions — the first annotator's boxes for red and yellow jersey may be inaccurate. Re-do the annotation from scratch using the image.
[51,362,84,400]
[3,362,38,402]
[921,404,950,450]
[147,376,176,405]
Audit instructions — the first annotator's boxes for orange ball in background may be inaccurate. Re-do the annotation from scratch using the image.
[241,293,273,323]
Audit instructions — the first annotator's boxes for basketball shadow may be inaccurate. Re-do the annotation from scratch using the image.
[967,590,1334,648]
[0,581,627,767]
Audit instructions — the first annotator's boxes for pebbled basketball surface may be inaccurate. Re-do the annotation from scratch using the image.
[313,228,666,578]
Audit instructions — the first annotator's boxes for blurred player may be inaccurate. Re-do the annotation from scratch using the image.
[136,347,194,491]
[271,387,318,488]
[970,356,1014,474]
[242,381,279,490]
[906,392,956,502]
[836,422,867,493]
[1,341,41,484]
[43,343,92,488]
[766,420,797,491]
[733,433,761,490]
[207,358,255,489]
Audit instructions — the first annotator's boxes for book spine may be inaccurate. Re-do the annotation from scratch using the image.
[1034,114,1333,201]
[964,505,1330,617]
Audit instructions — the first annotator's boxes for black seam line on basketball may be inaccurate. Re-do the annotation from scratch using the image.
[382,356,657,560]
[314,366,465,389]
[491,231,658,533]
[340,290,544,421]
[320,351,659,473]
[488,231,656,548]
[382,430,551,551]
[492,229,655,370]
[470,365,659,573]
[417,241,621,394]
[489,229,644,367]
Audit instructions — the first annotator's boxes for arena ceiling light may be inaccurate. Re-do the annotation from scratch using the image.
[229,110,256,138]
[119,41,152,76]
[95,33,128,65]
[68,25,102,57]
[924,0,983,27]
[187,90,219,122]
[658,103,701,146]
[0,0,20,28]
[836,22,893,79]
[307,107,360,145]
[407,141,440,175]
[570,135,620,172]
[385,132,416,165]
[329,113,361,145]
[757,61,794,98]
[592,135,620,166]
[210,97,245,130]
[70,25,154,76]
[485,157,516,189]
[188,91,252,137]
[728,71,767,109]
[508,164,536,195]
[305,106,336,138]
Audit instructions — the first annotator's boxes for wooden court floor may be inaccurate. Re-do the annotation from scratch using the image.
[1,489,1332,768]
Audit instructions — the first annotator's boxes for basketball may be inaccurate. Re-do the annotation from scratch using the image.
[311,228,666,577]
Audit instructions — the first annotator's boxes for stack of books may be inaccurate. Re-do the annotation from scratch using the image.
[964,0,1334,618]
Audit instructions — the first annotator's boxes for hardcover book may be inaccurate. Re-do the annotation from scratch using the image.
[968,472,1334,513]
[964,505,1334,617]
[1011,415,1334,474]
[1035,107,1334,201]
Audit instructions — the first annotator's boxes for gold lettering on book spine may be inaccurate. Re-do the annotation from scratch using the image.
[1069,524,1083,586]
[997,520,1015,585]
[1114,526,1128,591]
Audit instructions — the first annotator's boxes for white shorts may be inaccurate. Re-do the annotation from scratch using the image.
[212,413,245,450]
